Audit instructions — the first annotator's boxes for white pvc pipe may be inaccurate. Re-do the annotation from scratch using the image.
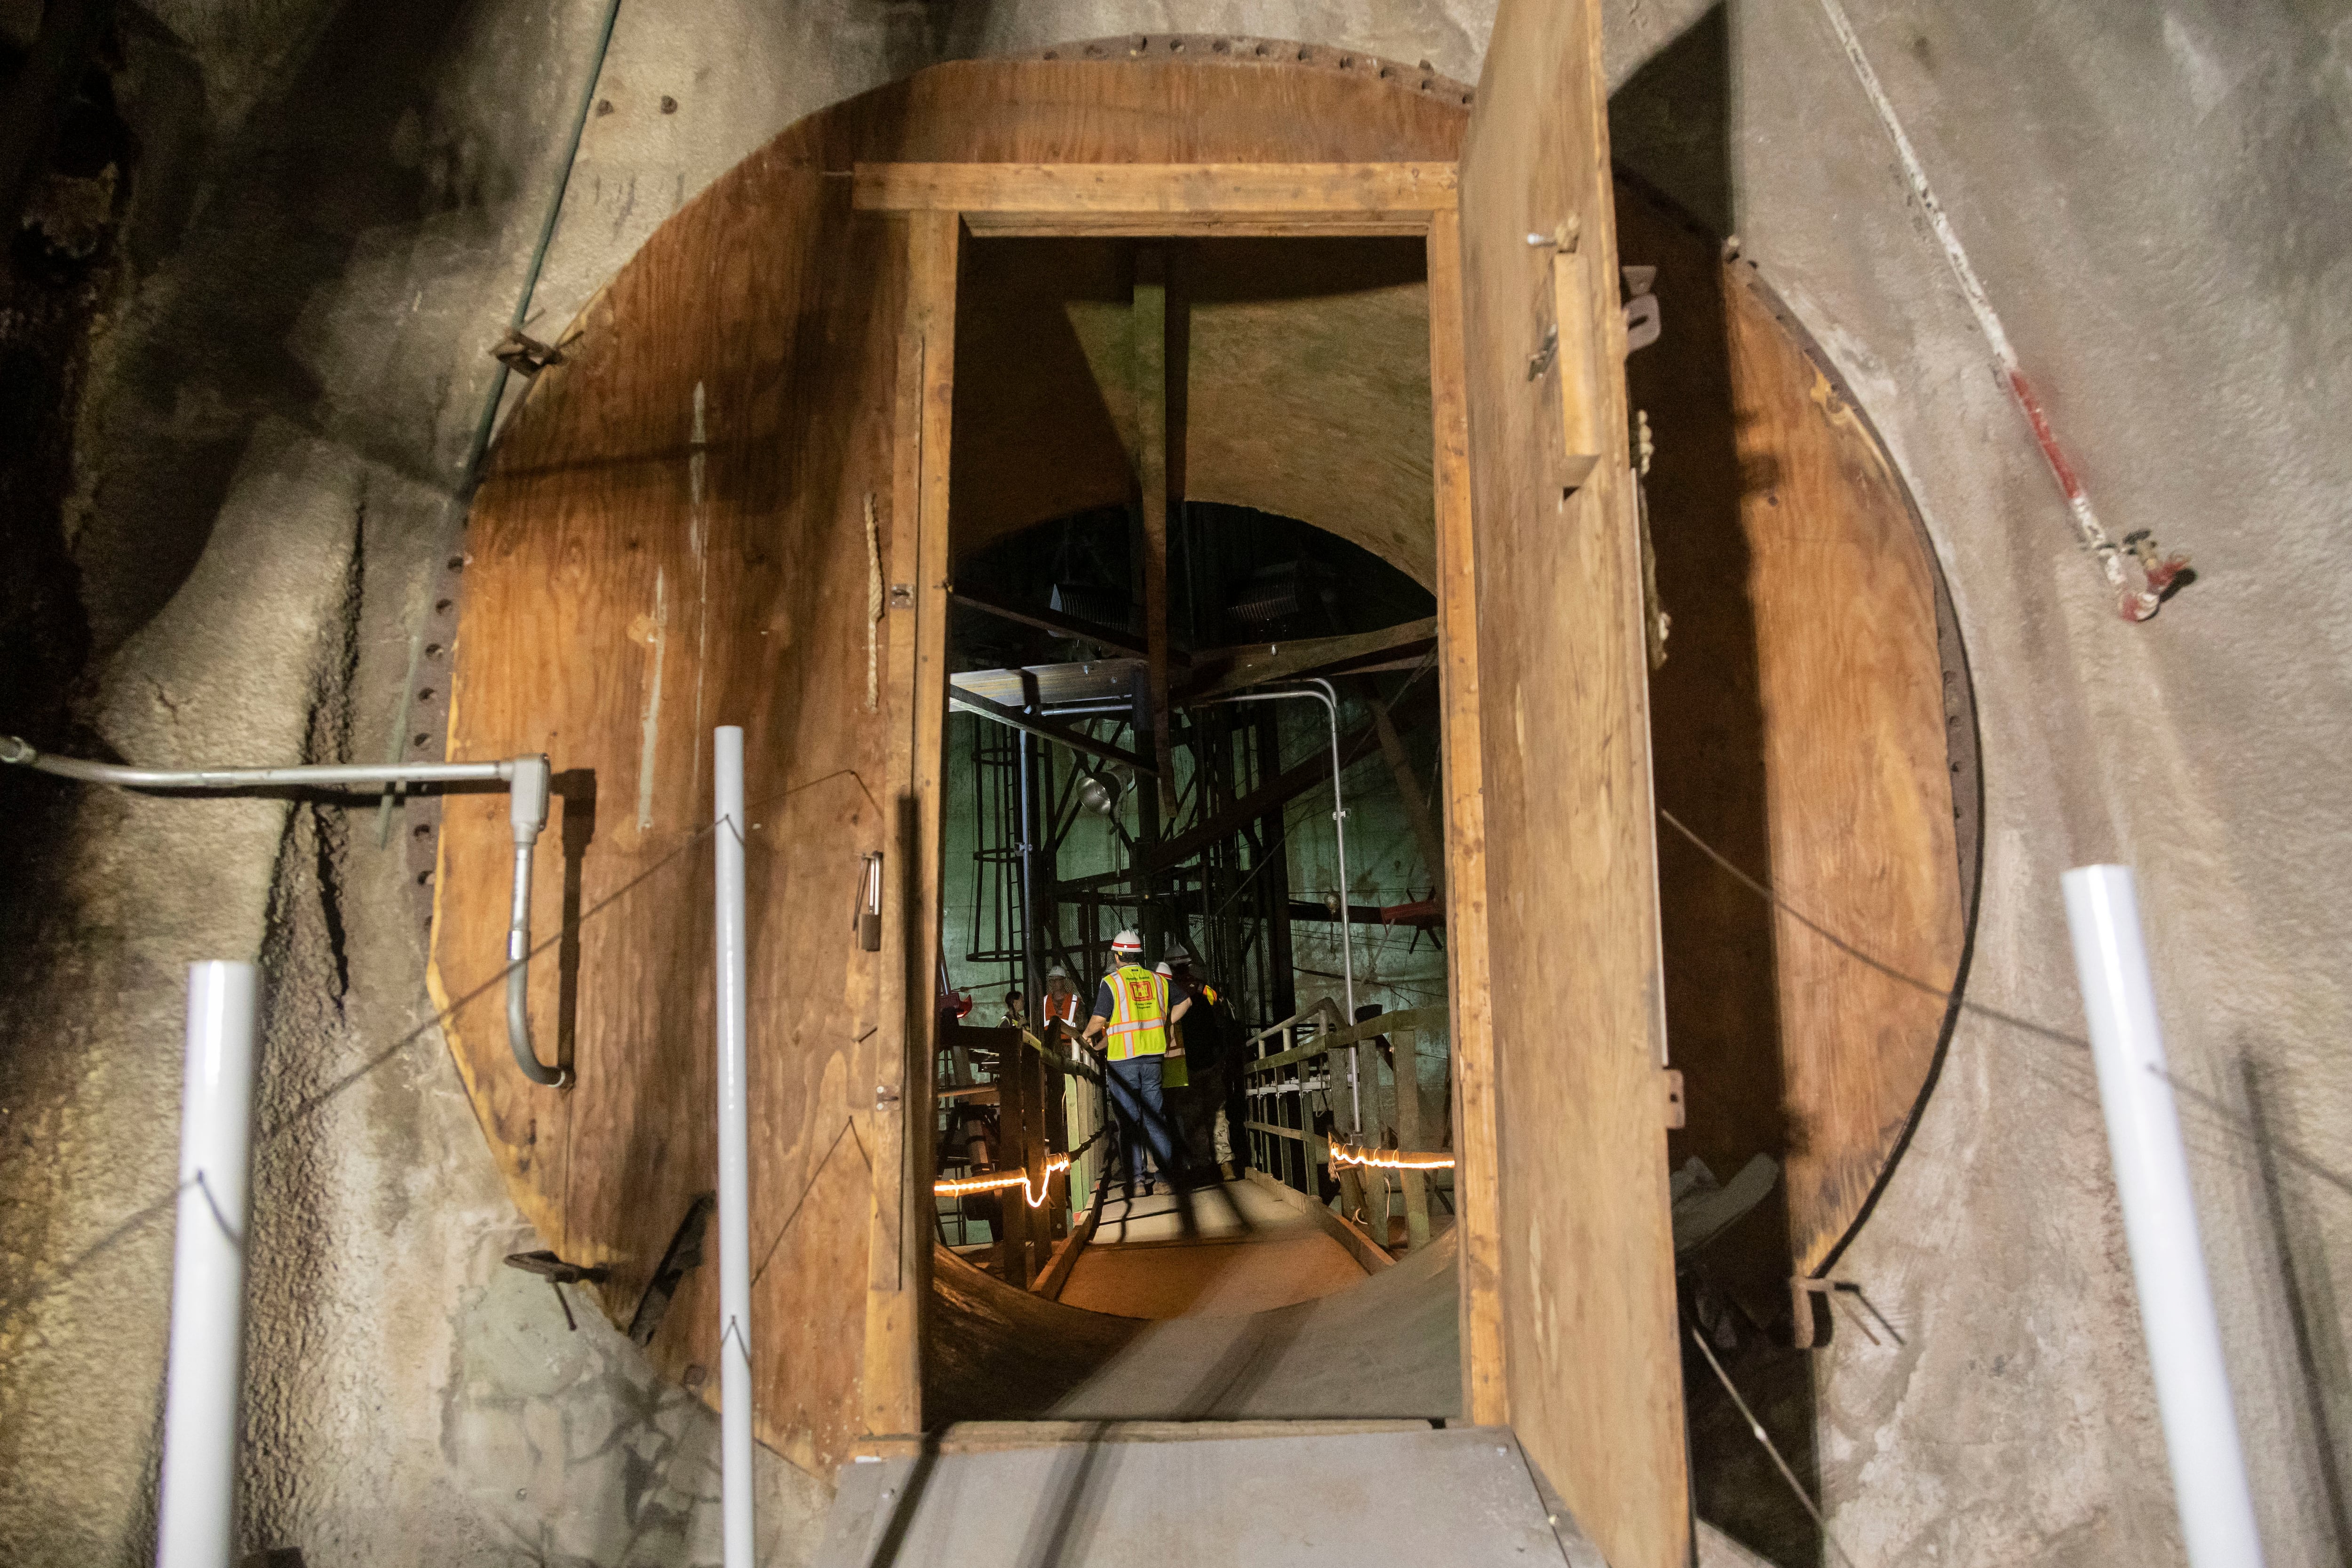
[2062,865,2266,1568]
[156,961,259,1568]
[712,727,754,1568]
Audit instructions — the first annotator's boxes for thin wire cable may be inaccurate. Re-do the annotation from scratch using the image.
[458,0,625,491]
[0,817,723,1338]
[748,1116,866,1291]
[1,764,868,1338]
[1657,808,2352,1200]
[1658,808,2078,1049]
[1663,808,2258,1188]
[1689,1324,1862,1568]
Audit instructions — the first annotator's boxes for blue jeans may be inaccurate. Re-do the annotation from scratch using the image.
[1105,1055,1178,1182]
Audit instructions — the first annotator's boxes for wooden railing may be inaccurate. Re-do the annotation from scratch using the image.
[1240,1002,1451,1252]
[933,1022,1109,1286]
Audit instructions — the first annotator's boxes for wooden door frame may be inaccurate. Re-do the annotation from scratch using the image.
[865,208,961,1450]
[857,162,1507,1434]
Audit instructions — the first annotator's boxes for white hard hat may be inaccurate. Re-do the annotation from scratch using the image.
[1046,965,1069,980]
[1110,929,1143,953]
[1155,962,1174,976]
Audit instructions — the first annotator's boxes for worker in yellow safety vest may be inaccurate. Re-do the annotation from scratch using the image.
[1081,929,1192,1196]
[1154,962,1189,1089]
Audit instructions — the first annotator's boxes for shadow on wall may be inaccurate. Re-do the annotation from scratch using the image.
[2243,1056,2352,1558]
[878,0,998,87]
[1613,9,1830,1566]
[1610,4,1734,240]
[72,0,492,659]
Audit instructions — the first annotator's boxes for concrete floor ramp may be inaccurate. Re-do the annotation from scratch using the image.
[814,1423,1605,1568]
[925,1188,1461,1425]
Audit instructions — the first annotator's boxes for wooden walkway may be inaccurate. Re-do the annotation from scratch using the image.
[1057,1180,1369,1320]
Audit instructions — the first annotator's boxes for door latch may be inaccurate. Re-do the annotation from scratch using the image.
[857,852,883,951]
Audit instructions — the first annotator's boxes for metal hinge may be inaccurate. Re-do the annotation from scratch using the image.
[491,328,565,375]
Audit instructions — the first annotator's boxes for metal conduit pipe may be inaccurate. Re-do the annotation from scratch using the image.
[0,736,568,1088]
[501,755,562,1086]
[1188,680,1360,1131]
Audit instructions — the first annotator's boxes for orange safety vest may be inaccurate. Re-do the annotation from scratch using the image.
[1101,964,1170,1061]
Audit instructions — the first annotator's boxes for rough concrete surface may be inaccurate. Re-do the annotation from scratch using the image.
[1685,4,2352,1566]
[1,1,2347,1565]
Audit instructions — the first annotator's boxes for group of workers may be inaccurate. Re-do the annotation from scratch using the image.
[1025,929,1236,1196]
[940,929,1240,1201]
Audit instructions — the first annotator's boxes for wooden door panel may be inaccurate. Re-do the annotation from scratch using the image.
[1457,2,1692,1564]
[437,164,905,1478]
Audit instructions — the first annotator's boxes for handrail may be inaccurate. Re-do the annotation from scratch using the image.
[1243,1003,1446,1074]
[1243,995,1346,1051]
[976,1022,1108,1088]
[1,736,568,1089]
[1243,1004,1452,1253]
[1250,1004,1447,1068]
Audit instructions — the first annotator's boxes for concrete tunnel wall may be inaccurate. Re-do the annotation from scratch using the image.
[0,3,2347,1567]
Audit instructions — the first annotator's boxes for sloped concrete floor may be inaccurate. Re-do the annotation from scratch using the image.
[2,1,2349,1565]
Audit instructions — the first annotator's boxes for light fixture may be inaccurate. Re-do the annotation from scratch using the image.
[1078,767,1125,818]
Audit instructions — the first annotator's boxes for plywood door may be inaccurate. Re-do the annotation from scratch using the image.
[436,159,918,1478]
[1618,179,1972,1318]
[1455,1,1692,1564]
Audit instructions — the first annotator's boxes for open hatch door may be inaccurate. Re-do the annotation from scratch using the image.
[1454,1,1694,1562]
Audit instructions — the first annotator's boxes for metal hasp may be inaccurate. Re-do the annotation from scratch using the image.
[710,726,755,1568]
[0,735,568,1089]
[2063,865,2267,1568]
[156,961,258,1568]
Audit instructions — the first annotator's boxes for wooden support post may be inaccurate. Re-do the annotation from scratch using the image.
[1044,1037,1070,1240]
[1397,1027,1431,1252]
[996,1028,1040,1286]
[1134,246,1179,818]
[1336,1151,1366,1230]
[865,207,958,1442]
[1249,1039,1268,1177]
[1425,206,1508,1428]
